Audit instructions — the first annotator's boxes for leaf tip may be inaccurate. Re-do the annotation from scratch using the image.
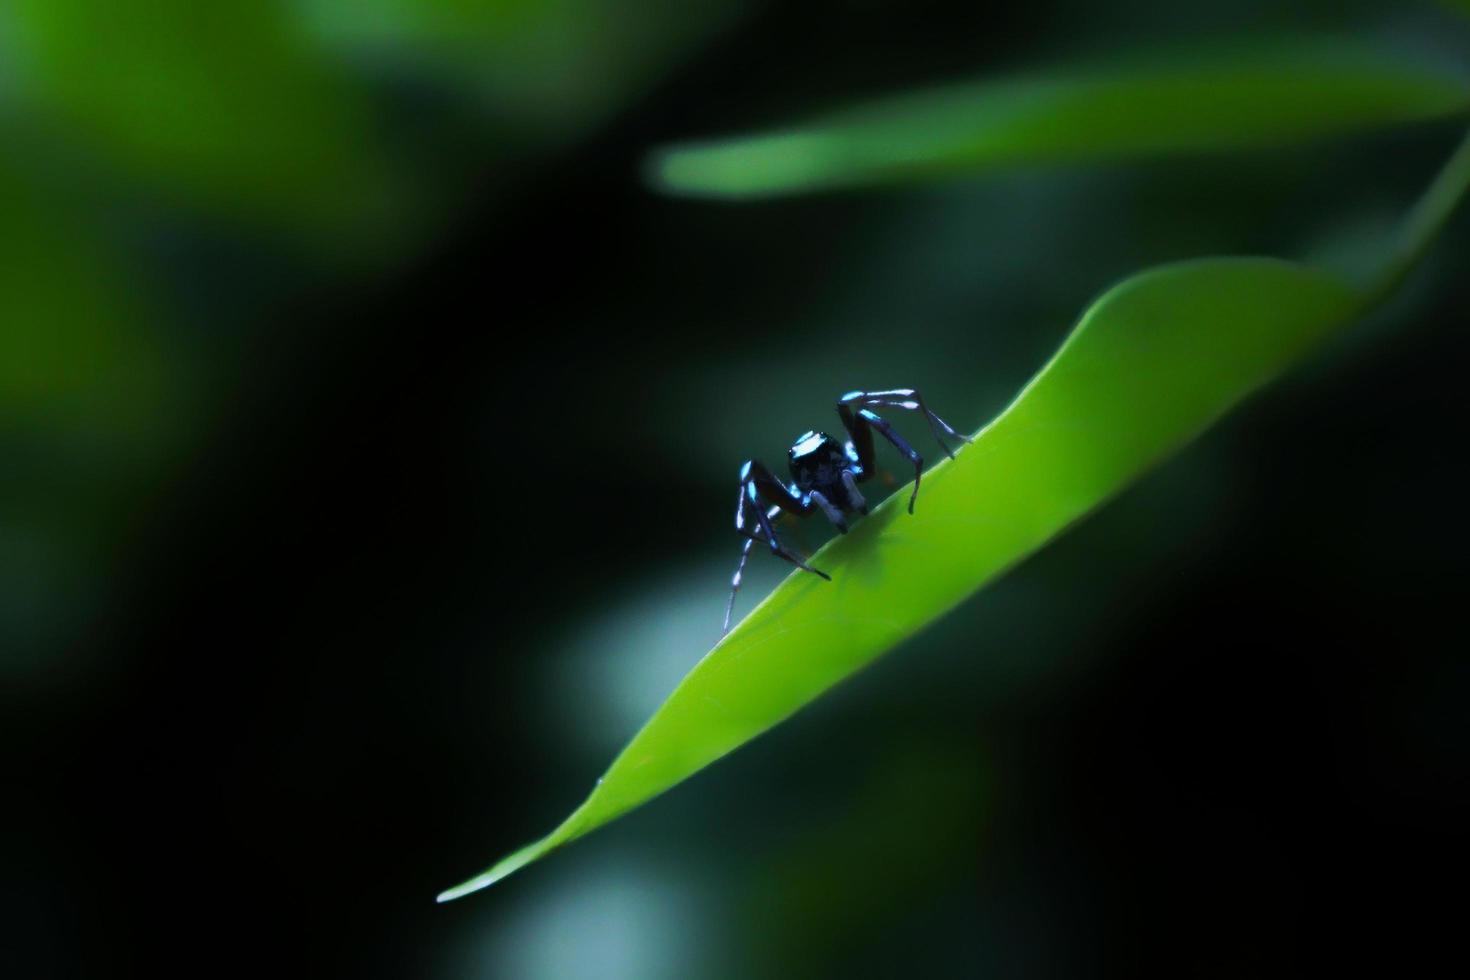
[644,132,835,200]
[642,143,735,199]
[434,837,555,904]
[434,881,482,904]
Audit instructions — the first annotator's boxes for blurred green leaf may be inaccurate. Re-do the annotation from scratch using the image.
[301,0,742,138]
[440,255,1365,901]
[650,43,1470,198]
[5,0,397,243]
[0,156,187,671]
[0,158,177,445]
[1369,111,1470,303]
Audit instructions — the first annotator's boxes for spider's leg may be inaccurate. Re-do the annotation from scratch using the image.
[724,503,776,633]
[723,536,755,633]
[749,499,829,579]
[725,462,825,632]
[734,460,813,542]
[852,388,971,449]
[740,460,806,515]
[841,388,972,458]
[809,489,851,531]
[838,405,924,514]
[837,401,876,478]
[724,508,828,634]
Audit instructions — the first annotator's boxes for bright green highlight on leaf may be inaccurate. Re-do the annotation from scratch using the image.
[438,256,1364,902]
[650,44,1470,198]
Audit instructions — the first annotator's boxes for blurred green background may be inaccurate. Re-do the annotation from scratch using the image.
[5,1,1468,976]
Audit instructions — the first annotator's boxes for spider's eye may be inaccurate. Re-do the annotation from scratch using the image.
[789,431,827,457]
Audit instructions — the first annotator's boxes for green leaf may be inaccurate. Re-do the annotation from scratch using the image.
[6,0,399,244]
[438,256,1365,901]
[300,0,744,138]
[650,43,1470,199]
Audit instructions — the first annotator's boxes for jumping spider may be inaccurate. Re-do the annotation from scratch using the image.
[724,388,970,631]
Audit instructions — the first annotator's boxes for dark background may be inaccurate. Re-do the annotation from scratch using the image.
[5,1,1467,976]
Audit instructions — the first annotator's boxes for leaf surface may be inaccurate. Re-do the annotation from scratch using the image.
[439,256,1362,901]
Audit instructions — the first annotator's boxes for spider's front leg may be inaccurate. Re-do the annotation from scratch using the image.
[724,460,830,633]
[837,388,971,514]
[840,388,972,458]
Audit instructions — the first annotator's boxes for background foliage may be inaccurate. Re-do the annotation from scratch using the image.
[6,1,1468,977]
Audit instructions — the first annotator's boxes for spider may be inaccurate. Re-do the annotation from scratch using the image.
[723,388,971,631]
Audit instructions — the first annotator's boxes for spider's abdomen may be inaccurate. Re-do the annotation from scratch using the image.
[787,430,848,494]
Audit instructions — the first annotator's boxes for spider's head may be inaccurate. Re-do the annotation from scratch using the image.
[788,431,853,500]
